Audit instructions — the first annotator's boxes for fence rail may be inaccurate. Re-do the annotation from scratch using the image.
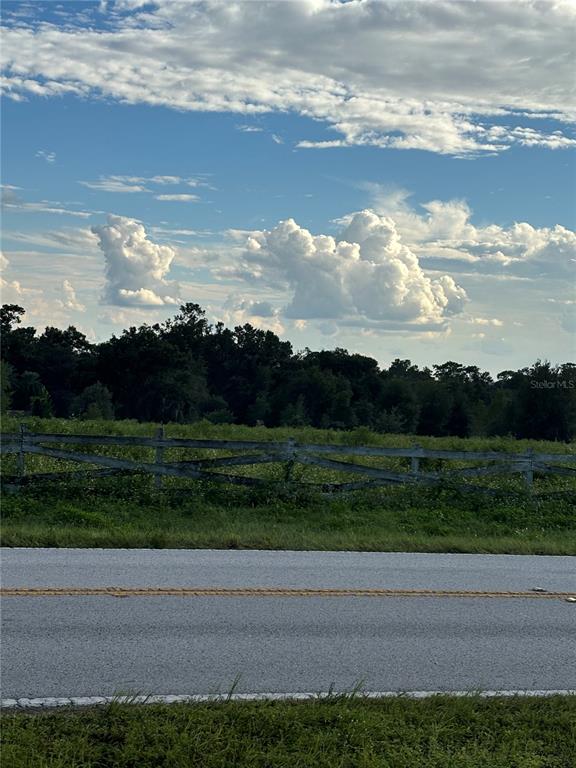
[1,427,575,494]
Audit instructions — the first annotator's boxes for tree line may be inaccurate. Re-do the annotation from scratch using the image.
[1,303,575,441]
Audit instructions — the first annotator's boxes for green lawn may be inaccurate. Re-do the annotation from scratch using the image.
[2,418,574,554]
[2,695,575,768]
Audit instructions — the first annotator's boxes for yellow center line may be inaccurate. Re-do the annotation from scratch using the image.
[1,587,575,599]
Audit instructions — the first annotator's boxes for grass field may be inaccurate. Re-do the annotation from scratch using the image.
[2,695,575,768]
[1,417,575,554]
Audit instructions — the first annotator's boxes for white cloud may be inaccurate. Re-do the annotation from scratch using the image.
[367,189,576,279]
[0,276,42,307]
[507,127,576,150]
[236,125,263,133]
[79,174,208,194]
[3,226,100,253]
[0,251,9,271]
[0,275,76,328]
[57,279,86,312]
[155,193,199,202]
[220,296,285,334]
[152,227,212,238]
[154,175,196,185]
[92,214,181,307]
[229,298,277,318]
[4,202,93,218]
[0,184,22,205]
[36,149,56,163]
[467,316,504,327]
[234,211,469,328]
[97,307,153,326]
[2,184,96,218]
[2,0,575,155]
[80,178,149,193]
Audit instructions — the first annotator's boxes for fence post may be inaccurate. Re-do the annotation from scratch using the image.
[17,423,28,479]
[410,443,421,476]
[284,436,296,482]
[154,425,165,489]
[524,447,534,490]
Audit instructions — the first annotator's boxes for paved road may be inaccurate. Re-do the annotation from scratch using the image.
[2,549,575,698]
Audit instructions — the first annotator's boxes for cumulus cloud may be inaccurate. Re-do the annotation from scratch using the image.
[2,1,575,155]
[220,296,285,334]
[58,280,86,312]
[367,190,576,279]
[0,271,91,329]
[0,275,36,302]
[235,210,469,328]
[92,214,181,307]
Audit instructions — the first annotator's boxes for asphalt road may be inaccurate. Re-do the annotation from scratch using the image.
[2,548,575,698]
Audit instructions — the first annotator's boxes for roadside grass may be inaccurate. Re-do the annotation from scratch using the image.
[2,417,574,553]
[1,480,575,553]
[2,695,575,768]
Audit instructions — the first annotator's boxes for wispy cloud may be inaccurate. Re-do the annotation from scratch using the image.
[79,174,210,196]
[80,178,149,193]
[3,201,93,218]
[236,125,263,133]
[155,193,199,202]
[36,149,56,164]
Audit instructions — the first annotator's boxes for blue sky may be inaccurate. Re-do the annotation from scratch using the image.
[1,0,575,373]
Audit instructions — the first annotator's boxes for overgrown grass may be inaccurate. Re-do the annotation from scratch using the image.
[2,477,575,553]
[2,695,575,767]
[2,418,575,553]
[4,415,576,453]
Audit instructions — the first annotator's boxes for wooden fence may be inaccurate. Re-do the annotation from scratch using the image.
[1,426,575,494]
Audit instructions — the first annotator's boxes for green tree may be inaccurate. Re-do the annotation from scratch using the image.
[13,371,49,413]
[446,392,472,438]
[417,384,451,436]
[137,369,211,423]
[0,360,14,415]
[30,388,53,417]
[72,382,115,420]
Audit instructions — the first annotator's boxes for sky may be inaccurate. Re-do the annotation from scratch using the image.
[1,0,575,374]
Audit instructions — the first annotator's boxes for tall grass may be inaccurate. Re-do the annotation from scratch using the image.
[1,418,574,553]
[2,695,575,768]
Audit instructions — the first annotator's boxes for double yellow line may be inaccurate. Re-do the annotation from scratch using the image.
[2,587,576,599]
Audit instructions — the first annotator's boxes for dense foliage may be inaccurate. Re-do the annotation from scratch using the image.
[2,303,575,440]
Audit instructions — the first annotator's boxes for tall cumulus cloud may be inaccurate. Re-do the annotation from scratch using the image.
[92,215,181,307]
[236,210,468,328]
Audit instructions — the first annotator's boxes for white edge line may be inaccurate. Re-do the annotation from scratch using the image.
[1,690,575,709]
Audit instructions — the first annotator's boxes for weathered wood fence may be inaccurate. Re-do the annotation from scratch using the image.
[1,427,575,494]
